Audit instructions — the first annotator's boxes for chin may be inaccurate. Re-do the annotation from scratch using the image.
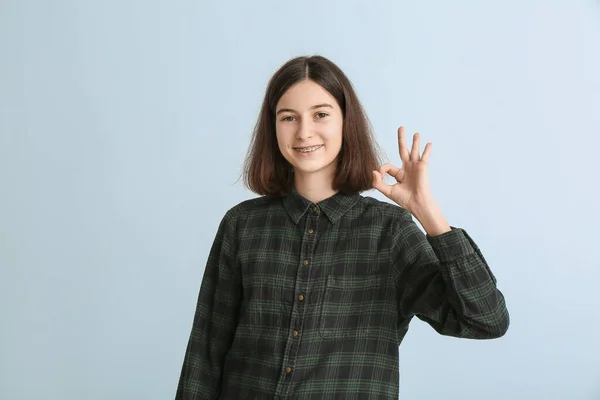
[291,160,338,175]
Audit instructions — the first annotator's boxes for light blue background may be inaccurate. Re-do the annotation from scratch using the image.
[2,1,599,399]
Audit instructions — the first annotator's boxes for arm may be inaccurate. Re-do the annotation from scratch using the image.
[393,209,509,339]
[176,211,241,399]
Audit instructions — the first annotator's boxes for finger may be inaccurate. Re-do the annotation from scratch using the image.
[371,171,393,198]
[378,163,404,183]
[421,142,432,163]
[378,163,400,176]
[410,132,421,161]
[397,127,410,163]
[395,166,405,182]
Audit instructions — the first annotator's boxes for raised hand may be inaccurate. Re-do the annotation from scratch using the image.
[372,126,434,214]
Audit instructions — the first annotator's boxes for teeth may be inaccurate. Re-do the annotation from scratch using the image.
[296,145,322,153]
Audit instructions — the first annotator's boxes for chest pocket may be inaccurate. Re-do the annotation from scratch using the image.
[319,274,383,339]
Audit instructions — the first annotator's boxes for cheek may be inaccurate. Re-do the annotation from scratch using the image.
[275,128,298,160]
[275,127,289,149]
[323,122,343,146]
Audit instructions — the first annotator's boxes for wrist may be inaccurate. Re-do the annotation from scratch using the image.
[411,200,451,236]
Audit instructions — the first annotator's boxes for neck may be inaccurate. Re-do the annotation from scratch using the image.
[293,171,337,204]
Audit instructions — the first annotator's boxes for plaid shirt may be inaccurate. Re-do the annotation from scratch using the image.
[176,190,509,399]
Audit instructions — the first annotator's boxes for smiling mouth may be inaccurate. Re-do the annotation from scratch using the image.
[294,144,324,153]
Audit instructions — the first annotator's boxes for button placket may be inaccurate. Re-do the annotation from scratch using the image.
[274,205,320,397]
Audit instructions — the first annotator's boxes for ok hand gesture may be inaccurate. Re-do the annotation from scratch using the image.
[372,126,434,215]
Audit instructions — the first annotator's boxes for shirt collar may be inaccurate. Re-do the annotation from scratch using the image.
[282,188,361,224]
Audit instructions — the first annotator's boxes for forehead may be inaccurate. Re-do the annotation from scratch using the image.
[276,80,338,109]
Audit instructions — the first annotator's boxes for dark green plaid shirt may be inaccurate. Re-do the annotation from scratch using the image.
[176,190,509,399]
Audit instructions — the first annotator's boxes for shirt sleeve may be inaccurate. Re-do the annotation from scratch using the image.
[393,212,509,339]
[176,211,242,399]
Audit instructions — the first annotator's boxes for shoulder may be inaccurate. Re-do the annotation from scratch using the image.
[221,195,281,223]
[358,194,412,222]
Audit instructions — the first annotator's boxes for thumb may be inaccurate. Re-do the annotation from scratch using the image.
[372,171,390,196]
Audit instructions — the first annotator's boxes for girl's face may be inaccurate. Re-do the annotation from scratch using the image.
[275,79,343,182]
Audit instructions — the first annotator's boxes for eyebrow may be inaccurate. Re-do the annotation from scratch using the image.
[276,103,333,115]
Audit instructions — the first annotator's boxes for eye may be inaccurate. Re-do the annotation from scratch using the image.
[281,115,296,122]
[315,112,329,119]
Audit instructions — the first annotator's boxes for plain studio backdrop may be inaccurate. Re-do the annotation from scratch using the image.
[1,1,599,399]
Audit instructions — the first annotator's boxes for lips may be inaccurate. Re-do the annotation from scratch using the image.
[294,144,324,153]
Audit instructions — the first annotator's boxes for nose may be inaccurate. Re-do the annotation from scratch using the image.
[296,120,313,141]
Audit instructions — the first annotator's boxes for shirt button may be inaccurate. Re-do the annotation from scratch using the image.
[292,330,299,337]
[298,294,304,301]
[307,228,314,234]
[303,259,309,265]
[311,206,317,213]
[285,367,292,373]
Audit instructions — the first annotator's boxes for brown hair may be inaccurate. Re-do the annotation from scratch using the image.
[242,55,384,197]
